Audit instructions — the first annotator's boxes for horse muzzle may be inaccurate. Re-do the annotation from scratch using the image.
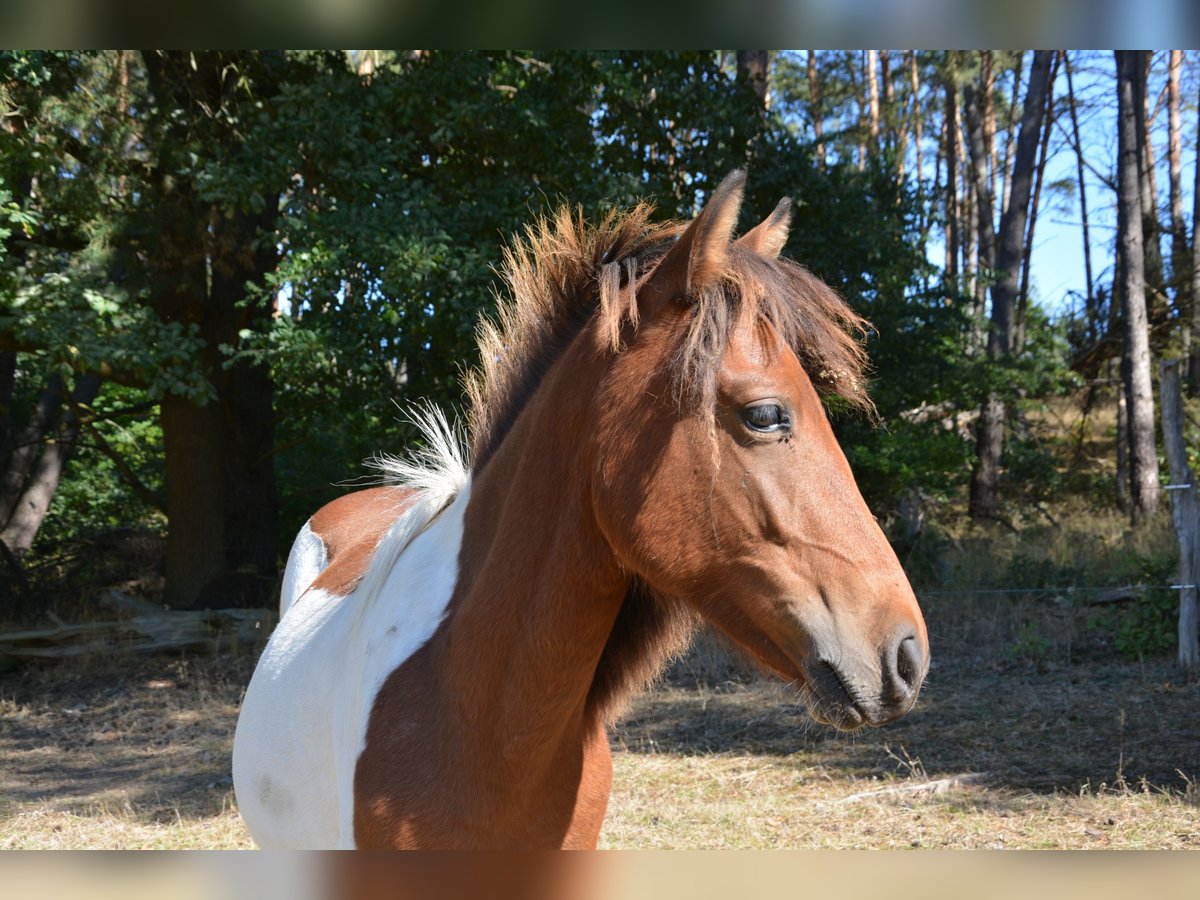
[801,627,928,730]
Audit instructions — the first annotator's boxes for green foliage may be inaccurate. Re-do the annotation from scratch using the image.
[1007,621,1053,665]
[41,385,166,546]
[1083,546,1181,660]
[1104,588,1180,660]
[751,152,980,510]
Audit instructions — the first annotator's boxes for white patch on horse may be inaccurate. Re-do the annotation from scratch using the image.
[279,520,327,618]
[233,406,469,849]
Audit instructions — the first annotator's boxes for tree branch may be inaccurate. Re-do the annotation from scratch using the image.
[79,418,166,513]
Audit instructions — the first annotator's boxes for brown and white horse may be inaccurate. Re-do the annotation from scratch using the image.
[232,171,929,849]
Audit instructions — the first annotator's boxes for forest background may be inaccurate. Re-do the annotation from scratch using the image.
[2,50,1198,668]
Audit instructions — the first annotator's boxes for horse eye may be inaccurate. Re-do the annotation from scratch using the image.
[740,403,791,433]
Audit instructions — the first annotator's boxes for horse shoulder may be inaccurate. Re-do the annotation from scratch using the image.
[282,486,419,614]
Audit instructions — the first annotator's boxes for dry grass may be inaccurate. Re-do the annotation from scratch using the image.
[603,639,1200,849]
[0,653,255,849]
[1,598,1198,850]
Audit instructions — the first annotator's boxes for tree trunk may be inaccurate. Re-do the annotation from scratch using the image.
[1001,52,1023,214]
[1136,52,1167,308]
[1064,52,1096,326]
[1017,52,1059,351]
[966,50,1054,520]
[1116,374,1132,514]
[1160,359,1199,669]
[866,49,881,157]
[965,160,983,315]
[0,375,101,554]
[0,374,64,526]
[955,89,976,300]
[909,52,922,187]
[142,51,283,609]
[1191,73,1200,394]
[981,51,997,207]
[736,51,770,108]
[208,205,280,606]
[1115,50,1161,524]
[1167,51,1191,377]
[944,68,960,284]
[807,51,825,170]
[1167,51,1186,291]
[881,51,898,175]
[0,352,14,457]
[160,393,228,608]
[854,52,867,171]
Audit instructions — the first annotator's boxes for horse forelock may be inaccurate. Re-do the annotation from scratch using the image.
[465,202,874,473]
[672,246,875,419]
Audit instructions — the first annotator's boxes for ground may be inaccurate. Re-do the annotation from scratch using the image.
[1,595,1198,849]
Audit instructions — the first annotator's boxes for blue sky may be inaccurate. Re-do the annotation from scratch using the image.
[1015,52,1197,317]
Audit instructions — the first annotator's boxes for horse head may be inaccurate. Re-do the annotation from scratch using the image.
[591,171,929,728]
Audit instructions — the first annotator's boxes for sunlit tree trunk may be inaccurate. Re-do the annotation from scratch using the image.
[1017,52,1059,351]
[1064,52,1097,330]
[1116,373,1132,514]
[1192,72,1200,394]
[981,51,998,206]
[881,50,898,175]
[1167,51,1190,368]
[807,50,825,170]
[1138,52,1167,308]
[1001,52,1023,216]
[1115,50,1161,523]
[866,49,881,158]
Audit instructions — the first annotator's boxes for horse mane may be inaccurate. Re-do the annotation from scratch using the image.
[354,404,470,622]
[464,203,680,470]
[465,200,872,473]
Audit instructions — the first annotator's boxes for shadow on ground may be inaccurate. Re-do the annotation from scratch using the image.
[0,653,256,820]
[1,602,1198,824]
[612,624,1200,798]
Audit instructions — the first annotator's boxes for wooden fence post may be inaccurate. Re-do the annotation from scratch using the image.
[1160,359,1199,670]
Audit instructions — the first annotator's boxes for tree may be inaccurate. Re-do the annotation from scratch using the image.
[964,50,1055,520]
[736,51,770,107]
[1191,63,1200,395]
[1114,50,1160,523]
[1,51,289,607]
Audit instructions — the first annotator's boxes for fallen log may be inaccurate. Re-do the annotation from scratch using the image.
[0,594,275,661]
[1084,586,1145,606]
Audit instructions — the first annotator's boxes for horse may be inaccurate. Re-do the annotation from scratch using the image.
[232,170,929,849]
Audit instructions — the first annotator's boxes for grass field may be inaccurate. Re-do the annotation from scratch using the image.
[1,592,1198,850]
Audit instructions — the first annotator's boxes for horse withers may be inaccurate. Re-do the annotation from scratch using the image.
[232,171,929,848]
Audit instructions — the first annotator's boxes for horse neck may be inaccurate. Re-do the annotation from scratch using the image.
[438,331,628,751]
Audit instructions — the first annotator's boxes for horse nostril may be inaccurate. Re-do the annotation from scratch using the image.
[884,633,924,705]
[896,636,922,690]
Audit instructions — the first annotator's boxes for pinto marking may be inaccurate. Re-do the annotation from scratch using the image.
[233,412,469,849]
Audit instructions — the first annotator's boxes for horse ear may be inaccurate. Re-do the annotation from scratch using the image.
[735,196,792,258]
[638,169,746,315]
